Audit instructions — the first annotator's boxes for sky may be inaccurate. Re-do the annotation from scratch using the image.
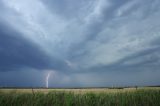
[0,0,160,88]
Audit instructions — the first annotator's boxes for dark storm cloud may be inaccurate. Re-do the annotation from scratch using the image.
[0,0,160,87]
[0,23,68,71]
[87,45,160,74]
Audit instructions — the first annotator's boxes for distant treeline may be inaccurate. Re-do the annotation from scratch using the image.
[0,85,160,89]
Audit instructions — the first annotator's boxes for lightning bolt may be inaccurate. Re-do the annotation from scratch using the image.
[46,72,51,88]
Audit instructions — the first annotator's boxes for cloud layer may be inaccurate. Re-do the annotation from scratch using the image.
[0,0,160,87]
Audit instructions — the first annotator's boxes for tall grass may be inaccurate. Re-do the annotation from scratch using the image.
[0,89,160,106]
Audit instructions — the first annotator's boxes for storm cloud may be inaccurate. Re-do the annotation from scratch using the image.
[0,0,160,87]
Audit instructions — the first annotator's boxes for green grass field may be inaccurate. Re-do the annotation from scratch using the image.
[0,87,160,106]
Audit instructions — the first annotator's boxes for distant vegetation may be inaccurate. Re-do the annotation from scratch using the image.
[0,88,160,106]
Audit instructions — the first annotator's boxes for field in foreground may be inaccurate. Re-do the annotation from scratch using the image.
[0,87,160,106]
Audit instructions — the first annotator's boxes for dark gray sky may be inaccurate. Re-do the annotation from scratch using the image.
[0,0,160,87]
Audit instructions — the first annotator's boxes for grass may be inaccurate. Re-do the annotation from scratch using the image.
[0,88,160,106]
